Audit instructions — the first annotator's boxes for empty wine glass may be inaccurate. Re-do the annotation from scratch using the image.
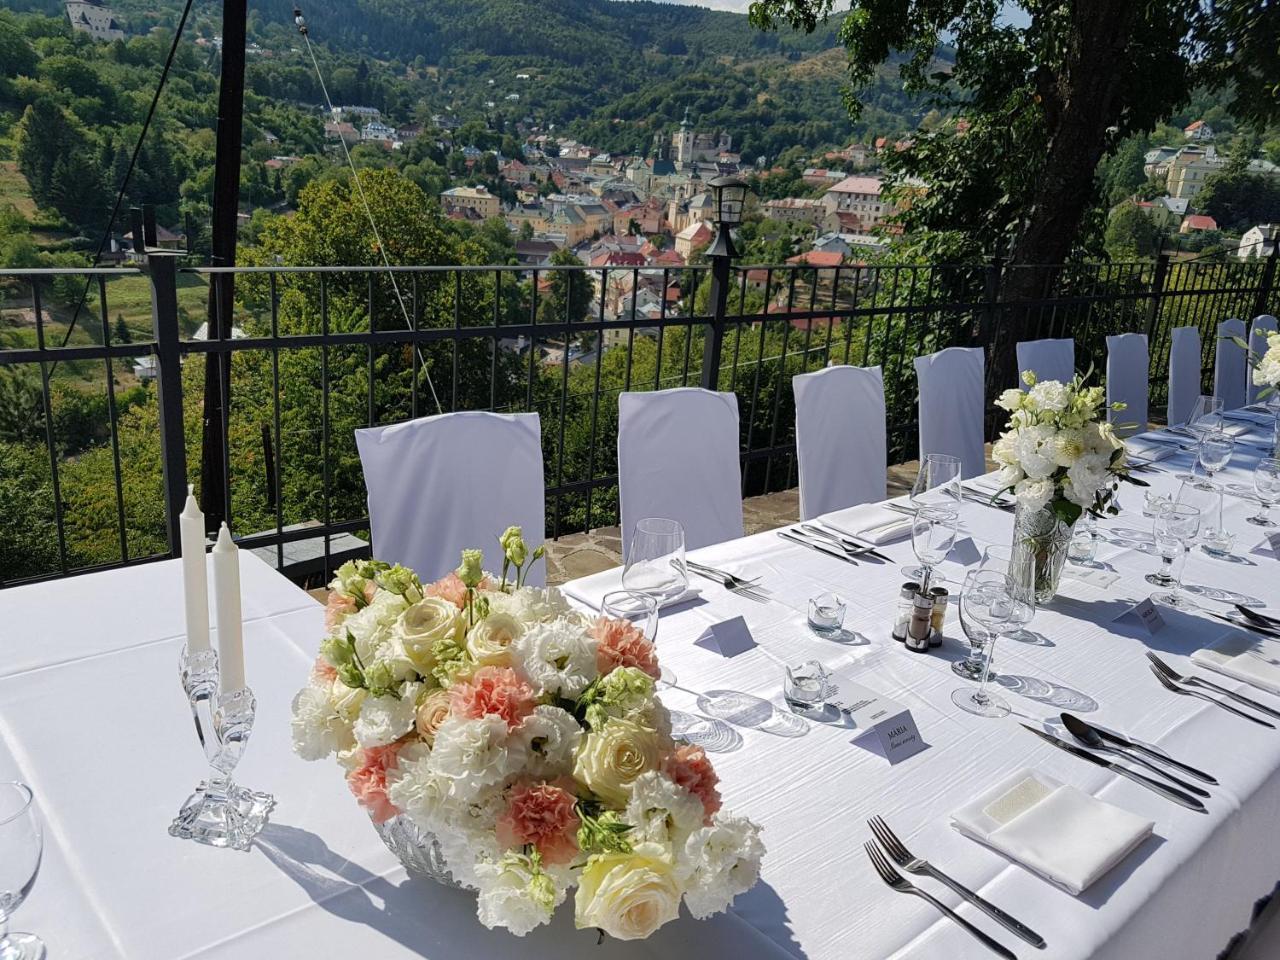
[952,569,994,680]
[951,572,1021,718]
[1185,394,1224,440]
[1249,457,1280,527]
[902,454,962,580]
[978,544,1039,641]
[601,590,669,688]
[1147,503,1201,608]
[622,518,688,604]
[910,507,958,589]
[1195,429,1234,490]
[0,782,43,960]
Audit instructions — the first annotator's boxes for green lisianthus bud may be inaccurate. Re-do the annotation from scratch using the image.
[456,548,484,588]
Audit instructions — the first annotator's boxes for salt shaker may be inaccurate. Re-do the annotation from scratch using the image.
[928,587,948,646]
[892,582,919,642]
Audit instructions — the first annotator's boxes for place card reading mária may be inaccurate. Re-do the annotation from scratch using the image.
[828,673,926,765]
[694,615,757,658]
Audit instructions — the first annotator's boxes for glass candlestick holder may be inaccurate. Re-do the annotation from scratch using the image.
[170,647,275,850]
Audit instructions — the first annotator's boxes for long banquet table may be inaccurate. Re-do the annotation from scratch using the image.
[4,421,1280,959]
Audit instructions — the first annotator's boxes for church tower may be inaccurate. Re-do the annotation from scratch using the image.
[674,107,694,168]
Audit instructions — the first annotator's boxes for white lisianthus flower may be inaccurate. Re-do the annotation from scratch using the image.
[512,618,598,698]
[394,596,463,675]
[1014,477,1055,512]
[1012,425,1056,480]
[995,464,1023,490]
[329,677,367,721]
[574,842,682,940]
[475,852,565,936]
[677,814,766,920]
[1028,379,1070,413]
[515,704,583,779]
[465,611,524,668]
[625,770,706,847]
[353,692,417,747]
[290,683,352,760]
[344,590,409,652]
[430,715,526,799]
[573,717,661,806]
[995,388,1025,412]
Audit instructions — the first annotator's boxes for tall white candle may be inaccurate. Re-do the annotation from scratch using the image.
[179,485,210,653]
[212,522,245,692]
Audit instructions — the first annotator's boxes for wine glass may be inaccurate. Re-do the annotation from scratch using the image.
[978,544,1039,642]
[910,506,958,589]
[951,572,1021,718]
[1248,457,1280,527]
[1185,394,1224,440]
[1195,429,1234,490]
[951,569,994,680]
[1147,503,1201,608]
[600,590,669,688]
[622,518,688,604]
[0,782,43,960]
[902,454,962,580]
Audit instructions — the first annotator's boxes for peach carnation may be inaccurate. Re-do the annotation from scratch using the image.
[345,741,404,824]
[425,572,493,609]
[592,617,661,680]
[310,656,338,685]
[324,591,357,631]
[662,744,721,822]
[449,665,537,730]
[495,779,581,865]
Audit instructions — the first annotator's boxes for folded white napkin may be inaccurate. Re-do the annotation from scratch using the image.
[1191,631,1280,697]
[1221,421,1256,438]
[559,566,700,613]
[952,768,1154,896]
[1125,440,1177,463]
[818,503,912,545]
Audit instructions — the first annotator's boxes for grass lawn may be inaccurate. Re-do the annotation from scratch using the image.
[0,161,36,219]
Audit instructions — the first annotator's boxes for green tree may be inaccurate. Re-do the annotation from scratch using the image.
[1103,205,1162,260]
[15,99,89,211]
[537,247,592,327]
[1195,172,1280,233]
[0,13,37,78]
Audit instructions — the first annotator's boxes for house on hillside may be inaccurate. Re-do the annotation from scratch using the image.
[822,175,892,234]
[66,0,124,41]
[361,121,395,142]
[1238,224,1278,260]
[673,221,713,259]
[1184,120,1214,142]
[761,198,825,226]
[440,185,500,219]
[1180,214,1218,234]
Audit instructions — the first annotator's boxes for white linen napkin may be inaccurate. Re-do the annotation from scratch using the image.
[1191,631,1280,697]
[951,768,1154,896]
[559,565,700,613]
[818,503,912,545]
[1125,440,1177,464]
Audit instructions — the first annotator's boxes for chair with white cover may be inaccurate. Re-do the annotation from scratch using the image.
[617,388,743,556]
[1166,326,1202,427]
[913,346,986,480]
[1247,315,1279,405]
[1214,318,1248,410]
[1016,338,1075,386]
[792,365,886,520]
[355,411,546,585]
[1106,333,1149,438]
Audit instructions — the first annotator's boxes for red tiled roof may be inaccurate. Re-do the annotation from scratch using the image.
[1183,214,1218,230]
[786,250,843,268]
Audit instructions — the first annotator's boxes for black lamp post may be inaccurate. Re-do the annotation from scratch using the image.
[700,175,749,389]
[706,174,747,259]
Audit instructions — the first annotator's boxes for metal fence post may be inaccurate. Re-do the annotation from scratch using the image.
[1145,251,1170,340]
[1254,245,1279,318]
[141,206,188,557]
[701,250,731,390]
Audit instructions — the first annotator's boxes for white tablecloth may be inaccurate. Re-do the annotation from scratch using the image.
[3,423,1278,959]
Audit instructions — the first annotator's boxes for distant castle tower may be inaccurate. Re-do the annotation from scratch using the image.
[674,107,695,167]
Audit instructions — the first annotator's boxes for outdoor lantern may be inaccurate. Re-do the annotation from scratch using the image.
[708,175,747,227]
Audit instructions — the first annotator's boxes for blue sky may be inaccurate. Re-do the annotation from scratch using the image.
[618,0,1032,25]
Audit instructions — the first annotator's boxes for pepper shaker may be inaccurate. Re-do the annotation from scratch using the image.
[905,590,933,653]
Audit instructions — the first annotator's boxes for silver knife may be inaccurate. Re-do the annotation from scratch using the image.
[803,523,893,562]
[1020,724,1207,812]
[1204,610,1280,641]
[777,530,859,565]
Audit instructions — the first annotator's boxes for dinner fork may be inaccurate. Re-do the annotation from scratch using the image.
[867,816,1045,948]
[682,560,769,602]
[863,842,1017,960]
[1148,665,1276,728]
[1146,653,1280,721]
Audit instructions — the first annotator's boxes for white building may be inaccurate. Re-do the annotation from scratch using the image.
[361,121,395,141]
[822,175,892,234]
[65,0,124,41]
[1238,224,1278,261]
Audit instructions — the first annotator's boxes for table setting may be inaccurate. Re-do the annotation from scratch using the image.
[2,375,1280,960]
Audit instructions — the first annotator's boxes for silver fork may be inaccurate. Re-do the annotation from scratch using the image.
[868,816,1044,948]
[1149,665,1276,728]
[864,841,1017,960]
[1146,653,1280,721]
[682,560,769,602]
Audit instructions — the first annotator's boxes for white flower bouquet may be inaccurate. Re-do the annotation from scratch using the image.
[1249,332,1280,399]
[291,527,764,940]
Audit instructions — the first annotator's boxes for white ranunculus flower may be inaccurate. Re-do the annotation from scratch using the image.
[625,770,706,847]
[353,692,417,747]
[574,842,682,940]
[1014,477,1055,512]
[329,677,368,721]
[465,611,524,667]
[677,814,766,920]
[290,683,352,760]
[430,714,526,800]
[1028,379,1070,413]
[515,704,583,779]
[512,618,598,698]
[394,596,463,675]
[474,853,565,936]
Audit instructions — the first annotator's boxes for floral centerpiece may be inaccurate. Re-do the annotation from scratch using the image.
[1245,331,1280,403]
[991,373,1144,601]
[290,527,764,940]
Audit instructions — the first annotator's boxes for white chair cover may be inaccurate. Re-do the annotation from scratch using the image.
[913,346,986,480]
[355,411,546,586]
[1214,318,1248,410]
[1166,326,1202,426]
[617,388,744,556]
[1016,338,1075,386]
[1247,315,1279,404]
[1106,333,1149,438]
[792,365,887,520]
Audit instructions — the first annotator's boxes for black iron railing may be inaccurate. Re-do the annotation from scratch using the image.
[1,225,1276,587]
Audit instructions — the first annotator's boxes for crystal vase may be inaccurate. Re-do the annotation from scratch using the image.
[375,815,463,889]
[1010,503,1074,604]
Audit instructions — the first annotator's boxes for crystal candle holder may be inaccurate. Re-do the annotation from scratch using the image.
[170,647,275,850]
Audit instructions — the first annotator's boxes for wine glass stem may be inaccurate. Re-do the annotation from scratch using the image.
[974,633,998,705]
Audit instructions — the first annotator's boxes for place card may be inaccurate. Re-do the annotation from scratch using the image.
[828,674,926,765]
[1115,597,1167,635]
[1064,564,1121,589]
[1251,533,1280,560]
[694,616,757,658]
[948,537,982,566]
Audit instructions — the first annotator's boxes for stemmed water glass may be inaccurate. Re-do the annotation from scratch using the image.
[1146,503,1201,608]
[902,454,962,580]
[952,569,994,680]
[1249,457,1280,527]
[910,506,958,589]
[978,544,1039,642]
[1195,430,1235,553]
[622,518,688,604]
[1184,394,1224,440]
[0,782,44,960]
[951,571,1025,719]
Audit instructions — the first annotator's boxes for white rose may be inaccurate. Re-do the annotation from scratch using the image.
[677,814,766,920]
[573,717,660,806]
[574,842,682,940]
[329,677,367,721]
[394,597,463,675]
[290,683,352,760]
[465,612,524,667]
[353,692,417,747]
[995,387,1025,412]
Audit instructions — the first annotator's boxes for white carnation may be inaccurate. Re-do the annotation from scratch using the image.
[677,814,766,920]
[511,618,598,698]
[343,590,408,651]
[474,854,565,936]
[290,683,351,760]
[430,715,526,799]
[486,585,573,624]
[1014,477,1054,511]
[1028,379,1070,413]
[625,771,705,847]
[353,692,417,747]
[514,704,583,778]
